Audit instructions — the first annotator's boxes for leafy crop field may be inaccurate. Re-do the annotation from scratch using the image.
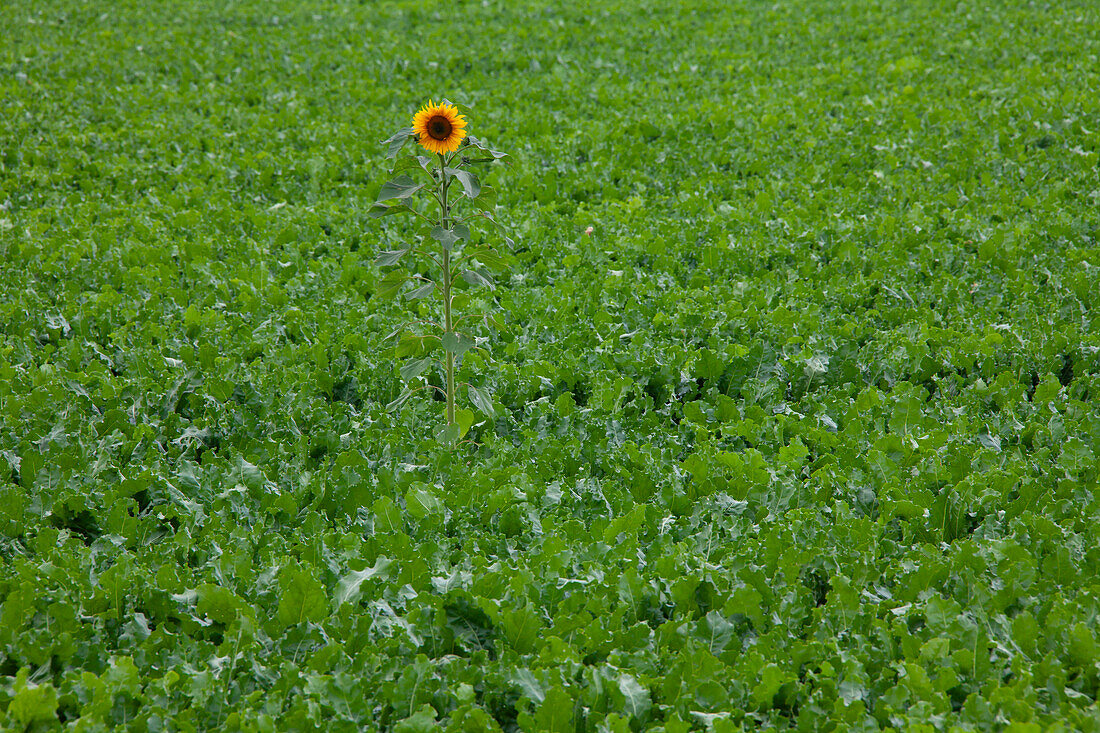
[3,0,1100,730]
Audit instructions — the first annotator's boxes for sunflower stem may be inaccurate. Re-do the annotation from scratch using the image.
[439,153,456,428]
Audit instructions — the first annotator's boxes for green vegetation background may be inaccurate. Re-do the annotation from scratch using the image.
[1,0,1099,730]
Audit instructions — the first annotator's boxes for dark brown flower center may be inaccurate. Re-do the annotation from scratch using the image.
[427,115,452,141]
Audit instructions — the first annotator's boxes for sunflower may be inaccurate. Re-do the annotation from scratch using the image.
[412,100,467,155]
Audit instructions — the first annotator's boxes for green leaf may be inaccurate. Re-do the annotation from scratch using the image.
[9,671,58,728]
[519,685,574,733]
[399,357,434,381]
[442,331,475,358]
[381,127,414,159]
[394,704,438,733]
[616,674,651,721]
[468,384,494,416]
[430,224,471,252]
[455,408,475,438]
[698,610,735,654]
[373,496,403,533]
[276,564,328,627]
[375,246,412,267]
[395,333,441,358]
[436,422,462,445]
[469,246,511,271]
[404,281,436,300]
[461,269,495,290]
[335,557,394,606]
[751,663,787,707]
[197,583,241,624]
[465,135,510,160]
[501,603,540,653]
[385,388,414,412]
[405,485,445,521]
[471,185,498,212]
[375,270,409,298]
[431,225,465,251]
[1059,437,1094,474]
[445,167,481,199]
[376,175,425,202]
[368,201,414,218]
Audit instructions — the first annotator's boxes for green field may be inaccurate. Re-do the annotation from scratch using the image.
[2,0,1100,730]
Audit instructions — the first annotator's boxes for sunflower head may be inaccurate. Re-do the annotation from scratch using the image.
[412,100,467,155]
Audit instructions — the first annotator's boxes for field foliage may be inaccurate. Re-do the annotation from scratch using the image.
[1,0,1099,730]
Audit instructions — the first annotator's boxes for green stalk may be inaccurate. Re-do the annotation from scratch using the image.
[439,153,455,426]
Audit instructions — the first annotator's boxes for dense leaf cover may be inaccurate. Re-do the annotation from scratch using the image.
[2,0,1099,730]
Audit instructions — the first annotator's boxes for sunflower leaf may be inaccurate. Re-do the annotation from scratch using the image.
[461,269,495,291]
[404,281,436,300]
[399,357,434,382]
[375,246,412,267]
[473,212,515,249]
[442,331,475,358]
[395,333,440,358]
[368,202,413,218]
[376,271,409,298]
[445,168,481,199]
[430,227,458,251]
[465,136,509,160]
[471,186,497,212]
[381,128,414,160]
[470,246,512,271]
[468,384,495,416]
[436,422,462,445]
[377,175,425,202]
[390,155,426,175]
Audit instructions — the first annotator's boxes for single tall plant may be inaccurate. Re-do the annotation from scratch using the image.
[370,100,511,442]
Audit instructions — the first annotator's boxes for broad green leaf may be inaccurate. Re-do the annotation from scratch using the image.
[404,281,436,300]
[395,333,441,358]
[276,564,328,627]
[751,663,787,707]
[375,246,412,267]
[471,185,498,212]
[431,224,470,251]
[465,135,510,160]
[616,674,651,721]
[460,269,495,290]
[373,496,403,533]
[445,167,481,199]
[442,331,475,358]
[376,174,425,202]
[335,557,394,606]
[519,685,574,733]
[468,384,494,416]
[376,270,410,298]
[381,127,414,159]
[511,669,546,705]
[405,485,445,521]
[501,603,540,653]
[455,408,475,438]
[385,388,414,412]
[431,226,460,251]
[435,422,462,445]
[394,704,437,733]
[469,246,511,271]
[196,583,241,624]
[698,611,735,654]
[9,671,58,728]
[399,357,434,381]
[368,201,414,218]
